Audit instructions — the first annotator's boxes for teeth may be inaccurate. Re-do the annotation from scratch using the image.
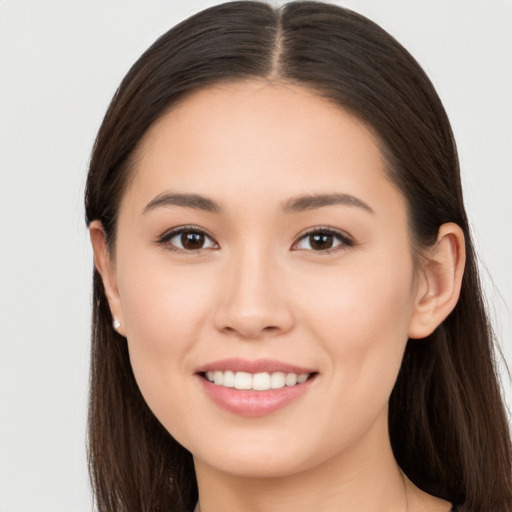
[223,370,235,388]
[253,372,270,391]
[205,371,310,390]
[297,373,308,384]
[285,373,297,386]
[270,372,285,389]
[234,371,252,390]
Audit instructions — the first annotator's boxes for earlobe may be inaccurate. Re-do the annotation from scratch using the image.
[89,221,126,337]
[408,223,466,339]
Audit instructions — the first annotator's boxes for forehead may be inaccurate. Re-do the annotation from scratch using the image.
[124,80,399,214]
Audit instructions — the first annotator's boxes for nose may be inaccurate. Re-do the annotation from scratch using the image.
[213,247,295,340]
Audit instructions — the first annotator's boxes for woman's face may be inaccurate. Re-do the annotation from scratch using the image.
[105,81,426,478]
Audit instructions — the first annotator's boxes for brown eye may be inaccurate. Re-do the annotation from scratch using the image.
[161,228,217,252]
[294,229,353,252]
[309,233,334,250]
[181,231,206,250]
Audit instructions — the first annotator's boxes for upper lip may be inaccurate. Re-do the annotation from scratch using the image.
[195,358,317,375]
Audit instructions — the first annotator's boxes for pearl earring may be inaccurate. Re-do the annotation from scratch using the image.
[113,317,121,330]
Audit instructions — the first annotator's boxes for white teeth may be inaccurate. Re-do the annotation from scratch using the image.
[253,372,271,391]
[270,372,286,389]
[285,373,297,386]
[234,371,252,390]
[297,373,308,384]
[205,370,310,390]
[223,370,235,388]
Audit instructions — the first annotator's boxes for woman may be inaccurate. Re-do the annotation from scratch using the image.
[85,2,512,511]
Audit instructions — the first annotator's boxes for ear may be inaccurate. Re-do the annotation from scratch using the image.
[89,220,126,337]
[408,223,466,339]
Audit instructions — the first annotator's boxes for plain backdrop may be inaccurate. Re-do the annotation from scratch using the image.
[0,0,511,510]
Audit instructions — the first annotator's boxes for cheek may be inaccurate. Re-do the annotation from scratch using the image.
[299,251,416,394]
[115,251,216,405]
[283,255,416,458]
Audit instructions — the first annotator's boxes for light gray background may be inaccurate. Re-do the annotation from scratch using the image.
[0,0,510,510]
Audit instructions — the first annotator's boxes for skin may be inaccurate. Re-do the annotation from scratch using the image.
[90,80,465,512]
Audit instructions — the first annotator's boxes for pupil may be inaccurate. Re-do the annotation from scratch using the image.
[181,232,205,250]
[310,233,333,250]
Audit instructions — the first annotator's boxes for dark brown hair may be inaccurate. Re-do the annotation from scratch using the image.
[84,2,512,511]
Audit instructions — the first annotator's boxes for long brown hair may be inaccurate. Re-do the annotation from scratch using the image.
[84,2,512,511]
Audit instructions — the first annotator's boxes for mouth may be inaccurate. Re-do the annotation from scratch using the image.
[201,370,314,390]
[195,359,318,416]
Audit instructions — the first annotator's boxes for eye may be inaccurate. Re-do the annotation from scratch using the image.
[293,228,353,252]
[157,227,218,252]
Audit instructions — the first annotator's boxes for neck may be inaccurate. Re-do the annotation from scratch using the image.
[194,413,409,512]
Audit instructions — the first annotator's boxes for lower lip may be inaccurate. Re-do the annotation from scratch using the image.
[198,375,316,417]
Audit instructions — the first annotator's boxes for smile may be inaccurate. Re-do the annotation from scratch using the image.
[204,370,310,390]
[196,359,318,416]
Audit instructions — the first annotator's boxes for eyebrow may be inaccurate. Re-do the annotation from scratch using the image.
[283,193,374,214]
[143,192,222,214]
[142,191,374,215]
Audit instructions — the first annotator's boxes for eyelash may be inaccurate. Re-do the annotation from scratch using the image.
[292,226,354,253]
[156,226,218,253]
[156,226,354,254]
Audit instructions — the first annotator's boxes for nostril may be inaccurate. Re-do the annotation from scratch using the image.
[221,323,282,338]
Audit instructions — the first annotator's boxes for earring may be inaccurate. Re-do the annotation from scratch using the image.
[112,317,121,331]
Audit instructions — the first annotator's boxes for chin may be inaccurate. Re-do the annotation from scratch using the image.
[194,448,319,479]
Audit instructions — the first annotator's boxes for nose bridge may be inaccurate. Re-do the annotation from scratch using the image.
[214,241,293,339]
